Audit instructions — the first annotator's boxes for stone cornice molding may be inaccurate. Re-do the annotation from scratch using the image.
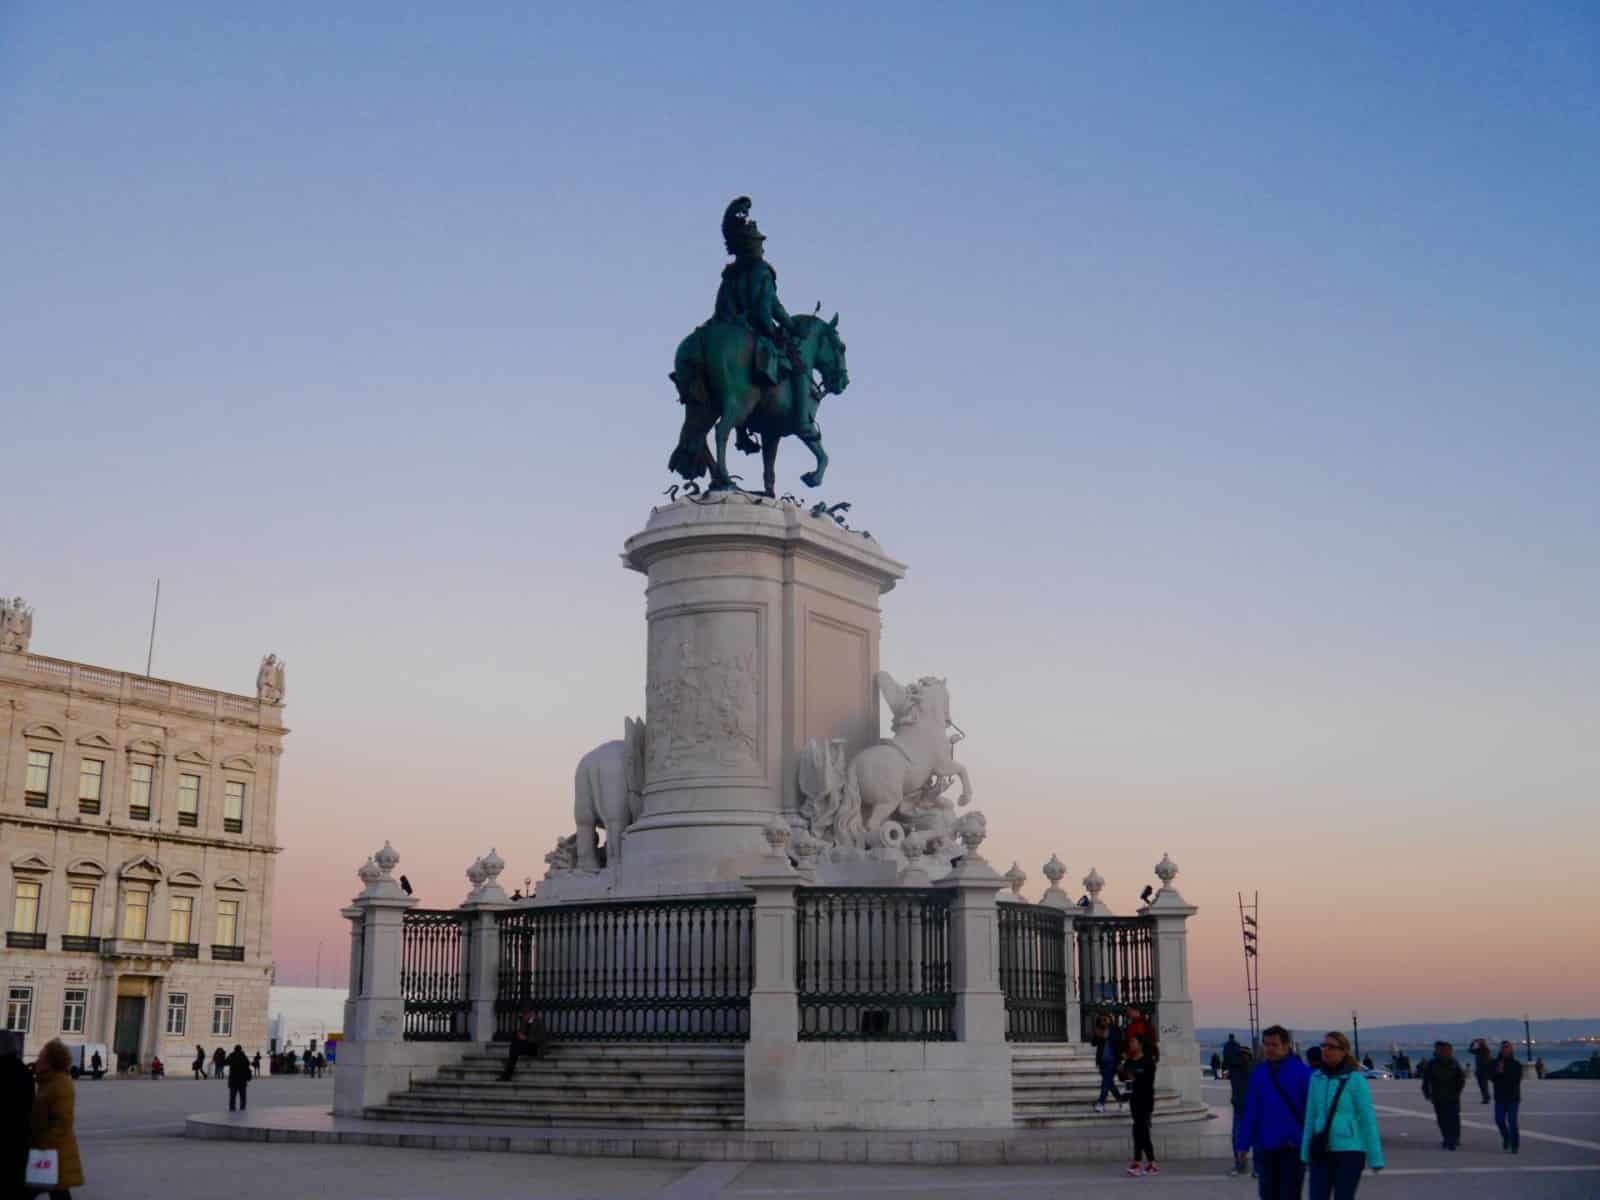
[2,811,282,854]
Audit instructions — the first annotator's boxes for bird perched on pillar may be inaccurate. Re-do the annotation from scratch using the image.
[399,874,413,896]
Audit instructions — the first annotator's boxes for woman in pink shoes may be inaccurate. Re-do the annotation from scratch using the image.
[1121,1032,1159,1175]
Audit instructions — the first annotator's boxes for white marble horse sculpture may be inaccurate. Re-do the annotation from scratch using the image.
[798,672,973,850]
[573,717,646,871]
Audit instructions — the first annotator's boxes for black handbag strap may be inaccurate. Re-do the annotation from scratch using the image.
[1268,1063,1303,1124]
[1320,1076,1351,1139]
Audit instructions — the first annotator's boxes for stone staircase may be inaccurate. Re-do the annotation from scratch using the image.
[366,1043,745,1131]
[1011,1044,1201,1128]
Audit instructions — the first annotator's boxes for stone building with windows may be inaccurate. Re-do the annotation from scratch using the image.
[0,597,284,1068]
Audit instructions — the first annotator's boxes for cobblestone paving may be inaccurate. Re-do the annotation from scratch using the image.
[59,1073,1600,1198]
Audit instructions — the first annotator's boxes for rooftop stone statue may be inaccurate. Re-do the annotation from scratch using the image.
[668,197,850,496]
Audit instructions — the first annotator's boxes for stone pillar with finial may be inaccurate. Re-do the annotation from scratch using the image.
[334,841,418,1115]
[936,815,1009,1050]
[1140,852,1201,1106]
[460,848,510,1043]
[741,819,804,1128]
[1038,853,1078,1040]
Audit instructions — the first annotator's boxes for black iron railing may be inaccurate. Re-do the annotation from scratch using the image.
[401,909,471,1041]
[211,944,245,961]
[494,896,753,1042]
[59,935,102,953]
[795,887,955,1041]
[7,931,47,950]
[172,941,199,959]
[1074,915,1156,1041]
[997,902,1069,1041]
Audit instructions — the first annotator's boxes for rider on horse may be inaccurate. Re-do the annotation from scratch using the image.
[714,197,799,389]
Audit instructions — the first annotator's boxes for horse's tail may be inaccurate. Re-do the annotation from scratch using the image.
[668,326,715,480]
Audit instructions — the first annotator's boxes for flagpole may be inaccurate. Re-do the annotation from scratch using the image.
[145,579,160,676]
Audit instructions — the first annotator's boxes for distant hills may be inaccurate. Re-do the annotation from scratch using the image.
[1198,1018,1599,1046]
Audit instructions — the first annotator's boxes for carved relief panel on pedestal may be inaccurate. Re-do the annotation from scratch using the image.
[645,608,763,778]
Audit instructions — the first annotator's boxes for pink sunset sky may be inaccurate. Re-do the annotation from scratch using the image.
[4,5,1598,1030]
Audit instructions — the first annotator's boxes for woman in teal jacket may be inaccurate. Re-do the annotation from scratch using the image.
[1301,1030,1384,1200]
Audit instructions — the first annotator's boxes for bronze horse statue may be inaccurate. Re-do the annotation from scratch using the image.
[668,312,849,495]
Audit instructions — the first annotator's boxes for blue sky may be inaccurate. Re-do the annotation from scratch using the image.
[2,2,1596,1023]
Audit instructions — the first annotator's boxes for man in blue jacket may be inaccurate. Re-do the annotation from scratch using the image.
[1234,1025,1311,1200]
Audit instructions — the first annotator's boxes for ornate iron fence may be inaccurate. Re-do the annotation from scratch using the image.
[795,887,955,1041]
[997,902,1069,1041]
[1074,914,1156,1041]
[494,896,754,1041]
[401,908,471,1041]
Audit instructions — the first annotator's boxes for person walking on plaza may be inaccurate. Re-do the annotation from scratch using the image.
[29,1040,85,1199]
[1229,1047,1254,1176]
[1,1031,34,1200]
[192,1045,206,1081]
[1222,1033,1244,1076]
[1491,1040,1523,1153]
[1119,1033,1159,1176]
[1235,1024,1310,1200]
[1534,1057,1545,1080]
[1470,1038,1492,1103]
[212,1046,226,1081]
[225,1045,252,1113]
[1420,1040,1465,1150]
[252,1051,262,1076]
[1092,1012,1123,1112]
[1301,1031,1383,1200]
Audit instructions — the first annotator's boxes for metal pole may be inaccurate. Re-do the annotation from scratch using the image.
[1524,1014,1534,1062]
[1352,1010,1361,1063]
[144,579,160,676]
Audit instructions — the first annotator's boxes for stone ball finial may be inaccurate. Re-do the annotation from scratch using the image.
[1042,853,1066,885]
[1155,852,1178,886]
[1004,861,1027,896]
[763,818,791,855]
[373,841,400,877]
[466,859,487,888]
[1083,866,1105,898]
[481,847,505,882]
[954,810,988,856]
[357,857,382,888]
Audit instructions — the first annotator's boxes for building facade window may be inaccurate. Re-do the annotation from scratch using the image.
[5,987,32,1033]
[169,894,193,944]
[66,886,95,937]
[25,750,53,806]
[121,888,150,940]
[215,899,240,946]
[177,773,201,827]
[128,762,154,821]
[61,988,87,1035]
[78,758,104,815]
[11,881,41,933]
[166,992,187,1036]
[223,780,246,834]
[211,994,233,1037]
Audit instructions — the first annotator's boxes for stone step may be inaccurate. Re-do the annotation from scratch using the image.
[464,1042,745,1061]
[408,1081,741,1103]
[366,1103,744,1131]
[448,1058,743,1078]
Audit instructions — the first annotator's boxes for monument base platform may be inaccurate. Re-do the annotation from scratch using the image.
[186,1104,1229,1164]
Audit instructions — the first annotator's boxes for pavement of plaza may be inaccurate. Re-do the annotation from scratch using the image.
[54,1072,1600,1198]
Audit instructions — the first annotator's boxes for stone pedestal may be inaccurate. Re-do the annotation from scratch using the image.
[618,496,904,886]
[1141,857,1202,1107]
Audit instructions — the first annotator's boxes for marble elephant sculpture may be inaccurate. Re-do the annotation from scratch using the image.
[574,717,646,871]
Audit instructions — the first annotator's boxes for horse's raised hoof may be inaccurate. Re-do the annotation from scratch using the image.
[800,470,823,488]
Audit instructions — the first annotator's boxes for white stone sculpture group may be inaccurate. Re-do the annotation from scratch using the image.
[0,596,33,654]
[794,671,982,877]
[542,672,980,886]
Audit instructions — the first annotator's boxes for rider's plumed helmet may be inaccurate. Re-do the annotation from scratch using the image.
[722,195,767,257]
